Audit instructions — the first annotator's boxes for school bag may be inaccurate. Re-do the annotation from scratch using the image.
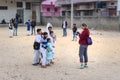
[87,37,92,45]
[33,42,40,50]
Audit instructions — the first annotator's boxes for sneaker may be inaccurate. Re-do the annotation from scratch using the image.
[80,64,84,69]
[41,65,47,68]
[32,63,38,66]
[84,64,88,68]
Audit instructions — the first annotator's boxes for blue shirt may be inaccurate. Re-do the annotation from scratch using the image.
[25,21,31,31]
[41,37,48,49]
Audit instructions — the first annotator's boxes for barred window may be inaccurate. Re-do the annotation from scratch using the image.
[26,2,31,10]
[17,2,23,8]
[0,6,8,10]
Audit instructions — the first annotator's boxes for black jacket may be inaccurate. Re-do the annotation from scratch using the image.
[72,26,77,32]
[31,21,36,27]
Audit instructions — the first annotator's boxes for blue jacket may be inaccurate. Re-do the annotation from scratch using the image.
[26,21,31,31]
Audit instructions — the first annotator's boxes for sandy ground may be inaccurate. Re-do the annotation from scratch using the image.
[0,26,120,80]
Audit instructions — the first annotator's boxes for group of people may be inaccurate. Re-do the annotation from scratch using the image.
[8,18,19,38]
[25,19,36,36]
[32,22,90,69]
[32,23,56,68]
[8,19,37,38]
[8,17,91,69]
[62,19,78,41]
[62,20,91,69]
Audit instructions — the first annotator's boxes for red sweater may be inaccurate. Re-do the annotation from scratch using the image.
[79,28,90,45]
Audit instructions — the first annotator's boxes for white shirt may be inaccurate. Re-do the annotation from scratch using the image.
[48,36,55,47]
[46,23,53,31]
[63,21,66,28]
[46,22,53,37]
[35,34,42,43]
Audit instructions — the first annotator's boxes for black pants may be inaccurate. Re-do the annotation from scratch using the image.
[31,27,35,35]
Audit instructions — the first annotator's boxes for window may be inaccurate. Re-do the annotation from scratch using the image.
[83,11,93,16]
[17,2,23,8]
[55,8,58,12]
[47,7,50,12]
[111,3,114,5]
[97,2,106,8]
[0,6,8,10]
[62,11,65,16]
[26,2,31,10]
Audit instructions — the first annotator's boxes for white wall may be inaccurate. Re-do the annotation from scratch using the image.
[0,1,16,23]
[23,1,32,23]
[0,0,41,23]
[36,6,40,23]
[24,10,32,23]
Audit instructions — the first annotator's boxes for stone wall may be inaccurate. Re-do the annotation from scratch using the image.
[41,16,119,31]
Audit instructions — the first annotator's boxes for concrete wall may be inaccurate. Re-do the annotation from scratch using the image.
[0,0,40,23]
[0,1,16,22]
[42,16,119,31]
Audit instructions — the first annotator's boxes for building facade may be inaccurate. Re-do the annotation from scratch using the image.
[56,0,117,17]
[0,0,41,24]
[41,0,61,16]
[117,0,120,15]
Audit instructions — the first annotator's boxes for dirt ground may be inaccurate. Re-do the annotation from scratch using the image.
[0,26,120,80]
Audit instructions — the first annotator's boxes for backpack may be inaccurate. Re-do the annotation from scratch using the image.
[33,42,40,50]
[87,37,92,45]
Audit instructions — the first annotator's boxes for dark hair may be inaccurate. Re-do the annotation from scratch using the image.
[48,27,52,29]
[50,31,54,34]
[73,23,76,26]
[43,32,48,35]
[47,38,51,42]
[37,29,41,33]
[82,23,87,27]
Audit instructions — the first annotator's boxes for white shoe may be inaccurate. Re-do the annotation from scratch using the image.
[80,64,84,69]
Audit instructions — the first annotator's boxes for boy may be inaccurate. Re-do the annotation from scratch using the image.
[72,24,77,41]
[46,38,53,66]
[46,22,53,33]
[32,29,42,66]
[31,19,36,35]
[13,18,18,36]
[9,20,13,38]
[62,19,67,37]
[48,31,56,64]
[46,26,52,38]
[40,32,48,68]
[25,20,31,36]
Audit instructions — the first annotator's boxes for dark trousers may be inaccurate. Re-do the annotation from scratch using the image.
[73,32,77,40]
[14,28,18,36]
[31,27,35,35]
[63,28,67,36]
[79,45,88,63]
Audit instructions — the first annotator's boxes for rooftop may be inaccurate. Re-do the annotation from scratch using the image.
[42,0,57,5]
[56,0,117,5]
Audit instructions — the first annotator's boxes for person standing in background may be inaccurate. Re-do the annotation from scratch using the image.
[31,19,36,35]
[72,24,77,41]
[13,18,18,36]
[9,20,13,38]
[62,19,67,37]
[25,20,31,36]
